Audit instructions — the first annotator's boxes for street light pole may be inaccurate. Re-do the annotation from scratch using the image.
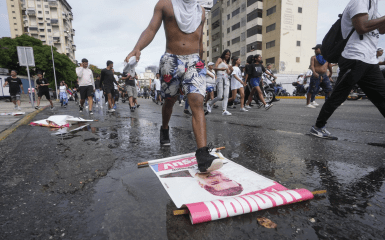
[51,45,59,100]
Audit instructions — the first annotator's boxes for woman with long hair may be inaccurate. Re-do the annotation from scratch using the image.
[208,49,232,115]
[228,56,247,112]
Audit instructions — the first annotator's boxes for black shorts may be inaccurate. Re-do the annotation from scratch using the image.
[38,90,51,100]
[79,85,94,100]
[104,85,115,95]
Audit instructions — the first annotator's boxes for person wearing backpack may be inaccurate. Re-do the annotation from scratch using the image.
[310,0,385,140]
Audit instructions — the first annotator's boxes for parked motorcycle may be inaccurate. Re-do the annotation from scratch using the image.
[292,82,308,96]
[347,84,366,100]
[274,82,290,96]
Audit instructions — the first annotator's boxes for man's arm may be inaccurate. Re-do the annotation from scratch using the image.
[76,65,84,78]
[264,70,276,79]
[91,71,95,90]
[125,1,163,62]
[352,13,385,35]
[310,56,319,78]
[20,84,24,94]
[2,80,8,87]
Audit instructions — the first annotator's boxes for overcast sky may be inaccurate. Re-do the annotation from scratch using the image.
[1,0,384,74]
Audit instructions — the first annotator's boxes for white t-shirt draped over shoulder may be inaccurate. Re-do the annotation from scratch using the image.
[341,0,381,64]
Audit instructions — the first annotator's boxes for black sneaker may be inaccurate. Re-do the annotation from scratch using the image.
[35,106,40,110]
[310,126,338,140]
[257,102,264,109]
[160,127,170,146]
[184,109,192,116]
[61,102,63,107]
[136,104,140,108]
[79,106,83,112]
[131,107,135,112]
[195,144,223,173]
[64,104,67,108]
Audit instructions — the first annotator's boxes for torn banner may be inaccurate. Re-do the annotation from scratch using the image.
[149,151,314,224]
[30,115,93,128]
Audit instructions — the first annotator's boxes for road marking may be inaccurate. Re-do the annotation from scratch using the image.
[275,130,304,136]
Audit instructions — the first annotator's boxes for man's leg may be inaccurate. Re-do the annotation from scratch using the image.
[162,96,178,130]
[107,93,114,109]
[210,78,224,107]
[88,95,93,111]
[239,87,245,109]
[188,93,206,149]
[129,96,134,107]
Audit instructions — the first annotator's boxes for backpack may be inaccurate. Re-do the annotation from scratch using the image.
[321,0,372,63]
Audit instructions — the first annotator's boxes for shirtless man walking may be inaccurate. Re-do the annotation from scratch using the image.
[306,44,333,108]
[125,0,222,173]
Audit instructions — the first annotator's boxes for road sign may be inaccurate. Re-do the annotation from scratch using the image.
[17,46,35,67]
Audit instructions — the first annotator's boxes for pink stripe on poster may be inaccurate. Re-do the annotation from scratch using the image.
[185,202,212,224]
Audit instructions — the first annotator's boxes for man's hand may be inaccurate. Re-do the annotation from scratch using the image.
[243,82,247,87]
[125,49,141,62]
[313,72,320,78]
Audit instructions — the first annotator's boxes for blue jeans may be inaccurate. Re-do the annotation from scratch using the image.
[60,92,68,105]
[308,74,332,101]
[274,86,283,94]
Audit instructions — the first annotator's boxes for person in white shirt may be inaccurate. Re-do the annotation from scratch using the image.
[311,0,385,140]
[76,58,95,114]
[153,73,162,104]
[304,66,319,107]
[376,47,385,77]
[228,56,247,112]
[59,81,68,107]
[205,62,216,112]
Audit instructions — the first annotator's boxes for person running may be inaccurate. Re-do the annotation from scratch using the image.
[153,73,162,105]
[208,49,232,116]
[59,81,68,108]
[100,61,122,113]
[245,55,274,110]
[125,0,222,173]
[122,71,137,112]
[306,45,333,109]
[310,0,385,140]
[76,58,95,115]
[228,56,247,112]
[205,62,216,113]
[35,72,54,110]
[3,70,24,111]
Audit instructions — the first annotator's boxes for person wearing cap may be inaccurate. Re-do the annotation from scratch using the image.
[76,58,95,115]
[377,48,385,78]
[205,62,216,112]
[310,0,385,140]
[306,44,333,109]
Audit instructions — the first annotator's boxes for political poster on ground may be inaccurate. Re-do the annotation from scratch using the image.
[149,150,314,224]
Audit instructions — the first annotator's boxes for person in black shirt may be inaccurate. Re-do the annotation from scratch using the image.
[100,60,121,112]
[94,74,103,107]
[35,73,54,110]
[3,70,24,110]
[245,54,276,110]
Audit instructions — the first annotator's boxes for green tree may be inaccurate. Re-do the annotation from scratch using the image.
[89,64,101,77]
[0,34,77,89]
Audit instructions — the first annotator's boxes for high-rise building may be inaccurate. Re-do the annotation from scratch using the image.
[145,65,159,75]
[207,0,318,74]
[5,0,76,62]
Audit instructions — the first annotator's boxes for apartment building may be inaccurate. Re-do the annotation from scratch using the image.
[5,0,76,62]
[207,0,318,74]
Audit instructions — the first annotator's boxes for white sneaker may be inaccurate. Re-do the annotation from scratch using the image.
[207,103,212,113]
[306,104,316,108]
[179,103,183,107]
[17,106,21,111]
[311,101,319,106]
[245,105,251,109]
[108,109,114,113]
[222,110,232,116]
[340,103,344,106]
[231,104,236,109]
[265,103,273,110]
[14,105,18,110]
[240,108,248,112]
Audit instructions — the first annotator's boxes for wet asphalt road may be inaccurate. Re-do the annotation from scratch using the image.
[1,97,384,240]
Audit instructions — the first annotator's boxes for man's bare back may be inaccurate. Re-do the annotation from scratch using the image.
[126,0,205,62]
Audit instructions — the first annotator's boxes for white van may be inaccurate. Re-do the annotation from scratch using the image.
[0,75,10,99]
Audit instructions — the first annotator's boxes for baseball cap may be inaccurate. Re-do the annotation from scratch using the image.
[208,62,215,66]
[81,58,88,63]
[312,44,322,50]
[377,47,383,51]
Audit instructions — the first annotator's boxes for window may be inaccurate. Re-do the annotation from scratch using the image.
[48,29,51,32]
[46,18,50,20]
[227,41,230,46]
[37,5,41,8]
[233,50,240,57]
[45,5,48,8]
[247,41,262,52]
[232,22,240,31]
[232,37,240,44]
[45,11,49,14]
[232,8,240,17]
[15,29,18,31]
[207,30,209,35]
[13,17,16,19]
[297,24,302,30]
[266,40,275,49]
[247,9,262,22]
[207,19,209,25]
[247,0,262,7]
[266,57,275,65]
[297,41,301,46]
[207,51,209,57]
[227,0,230,6]
[207,40,209,46]
[232,0,237,3]
[227,27,230,33]
[296,57,300,62]
[227,14,230,20]
[266,23,276,33]
[11,5,14,7]
[212,8,220,18]
[38,11,42,14]
[47,23,51,26]
[267,6,276,16]
[247,25,262,38]
[298,7,302,13]
[12,11,15,13]
[14,23,17,25]
[212,20,220,30]
[212,32,220,41]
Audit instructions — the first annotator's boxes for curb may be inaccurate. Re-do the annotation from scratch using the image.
[276,96,326,99]
[0,105,49,142]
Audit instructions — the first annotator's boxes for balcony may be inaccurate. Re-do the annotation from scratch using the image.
[48,1,58,8]
[71,29,75,36]
[27,10,36,16]
[72,45,76,51]
[68,13,73,20]
[51,19,59,26]
[53,37,60,42]
[28,27,38,33]
[21,4,26,10]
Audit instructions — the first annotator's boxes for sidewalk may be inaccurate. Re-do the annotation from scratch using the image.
[0,95,54,134]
